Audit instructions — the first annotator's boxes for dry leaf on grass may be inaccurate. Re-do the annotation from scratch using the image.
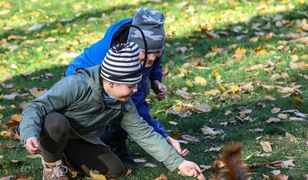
[260,141,272,152]
[133,158,146,163]
[285,132,299,144]
[266,118,281,123]
[266,160,295,169]
[201,126,224,136]
[155,174,168,180]
[271,108,281,114]
[181,134,199,143]
[144,163,157,168]
[232,47,246,61]
[89,170,107,180]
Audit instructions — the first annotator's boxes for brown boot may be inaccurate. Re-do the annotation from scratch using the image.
[42,159,70,180]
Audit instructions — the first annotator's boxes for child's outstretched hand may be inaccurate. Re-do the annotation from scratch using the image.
[25,137,39,154]
[166,136,189,156]
[178,160,205,179]
[152,80,167,100]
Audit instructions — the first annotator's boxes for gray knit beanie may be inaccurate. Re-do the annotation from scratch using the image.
[128,8,165,52]
[100,42,142,85]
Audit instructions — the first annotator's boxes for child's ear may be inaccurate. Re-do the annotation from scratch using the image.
[109,82,114,88]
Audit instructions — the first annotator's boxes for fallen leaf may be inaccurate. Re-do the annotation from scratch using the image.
[271,108,281,114]
[181,134,199,143]
[89,170,107,180]
[289,61,308,69]
[133,158,146,163]
[204,89,220,96]
[193,103,212,113]
[230,85,240,93]
[185,80,193,88]
[277,114,288,119]
[0,144,16,149]
[232,47,246,61]
[285,132,299,144]
[175,89,191,99]
[123,168,133,177]
[271,170,281,176]
[3,92,20,100]
[0,129,20,141]
[266,160,295,169]
[260,141,272,152]
[144,163,157,168]
[155,174,168,180]
[7,114,22,127]
[266,118,281,123]
[204,146,222,152]
[169,121,177,125]
[263,95,276,101]
[201,126,224,136]
[194,76,207,86]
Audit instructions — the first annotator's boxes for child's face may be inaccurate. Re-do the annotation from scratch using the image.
[106,82,138,101]
[139,50,162,68]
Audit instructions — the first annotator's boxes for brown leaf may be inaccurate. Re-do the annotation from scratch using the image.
[0,129,20,141]
[277,114,288,119]
[271,108,281,114]
[289,61,308,69]
[155,174,168,180]
[260,141,272,152]
[232,48,246,61]
[123,168,133,177]
[266,118,281,123]
[7,114,22,127]
[0,144,16,149]
[263,95,276,101]
[181,134,199,143]
[193,103,212,113]
[285,132,299,144]
[266,160,295,169]
[201,126,224,136]
[194,76,207,86]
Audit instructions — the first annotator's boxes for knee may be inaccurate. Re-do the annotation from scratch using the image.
[44,113,69,135]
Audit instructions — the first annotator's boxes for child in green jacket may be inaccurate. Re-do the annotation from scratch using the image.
[19,42,204,179]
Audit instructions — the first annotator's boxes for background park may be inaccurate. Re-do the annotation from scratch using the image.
[0,0,307,179]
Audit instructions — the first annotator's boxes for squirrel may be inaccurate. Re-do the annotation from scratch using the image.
[209,142,250,180]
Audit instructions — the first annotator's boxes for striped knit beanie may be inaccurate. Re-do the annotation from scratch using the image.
[100,42,142,85]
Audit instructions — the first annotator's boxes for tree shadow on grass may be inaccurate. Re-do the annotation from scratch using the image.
[0,3,307,179]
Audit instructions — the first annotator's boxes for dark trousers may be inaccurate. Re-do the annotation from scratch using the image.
[39,112,124,177]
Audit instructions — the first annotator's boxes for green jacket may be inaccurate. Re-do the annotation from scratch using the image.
[19,65,184,171]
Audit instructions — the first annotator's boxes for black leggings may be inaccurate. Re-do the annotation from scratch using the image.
[39,112,124,177]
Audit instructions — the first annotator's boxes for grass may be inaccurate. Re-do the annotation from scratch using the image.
[0,0,307,179]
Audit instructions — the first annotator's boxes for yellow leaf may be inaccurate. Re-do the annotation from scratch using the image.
[294,96,304,105]
[204,89,220,96]
[185,80,193,88]
[219,84,227,92]
[194,76,207,86]
[230,85,240,93]
[89,170,107,180]
[36,46,43,52]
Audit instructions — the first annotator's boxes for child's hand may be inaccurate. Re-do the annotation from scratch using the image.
[166,136,189,156]
[152,80,167,100]
[25,137,39,154]
[178,160,205,179]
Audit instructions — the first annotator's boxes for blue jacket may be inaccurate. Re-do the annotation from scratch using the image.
[66,18,169,138]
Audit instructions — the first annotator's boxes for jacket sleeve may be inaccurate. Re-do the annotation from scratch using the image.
[121,100,184,171]
[137,100,169,138]
[19,76,85,143]
[149,55,163,83]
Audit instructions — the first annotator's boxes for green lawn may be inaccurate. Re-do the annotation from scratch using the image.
[0,0,307,179]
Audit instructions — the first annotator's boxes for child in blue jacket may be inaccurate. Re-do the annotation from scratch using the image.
[66,8,188,162]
